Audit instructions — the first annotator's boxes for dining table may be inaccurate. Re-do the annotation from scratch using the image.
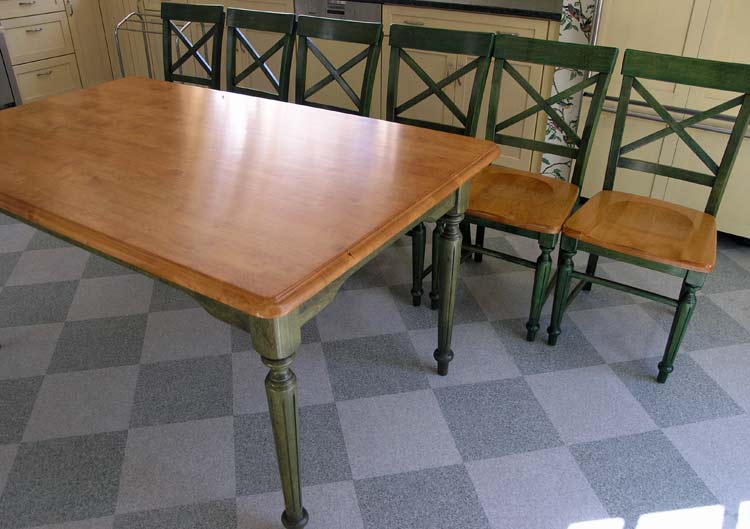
[0,77,499,528]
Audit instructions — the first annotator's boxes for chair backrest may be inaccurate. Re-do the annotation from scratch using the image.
[604,49,750,216]
[486,34,618,187]
[226,9,295,101]
[161,2,225,89]
[295,15,383,116]
[386,25,494,136]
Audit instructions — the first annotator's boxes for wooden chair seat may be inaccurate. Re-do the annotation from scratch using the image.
[467,165,579,234]
[563,190,717,272]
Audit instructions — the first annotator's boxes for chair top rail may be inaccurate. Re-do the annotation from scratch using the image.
[226,8,295,34]
[297,15,382,45]
[493,33,617,73]
[390,24,494,57]
[161,2,225,25]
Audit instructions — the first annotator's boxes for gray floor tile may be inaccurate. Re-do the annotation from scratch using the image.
[23,517,114,529]
[390,279,487,330]
[301,319,320,344]
[493,317,604,375]
[408,322,520,387]
[0,432,127,528]
[233,343,333,415]
[634,505,727,529]
[464,270,546,321]
[0,445,17,497]
[374,243,424,287]
[235,404,351,495]
[322,333,428,401]
[0,254,20,286]
[231,327,252,353]
[709,289,750,331]
[6,248,89,286]
[0,281,78,327]
[700,253,750,294]
[723,247,750,273]
[315,288,406,342]
[116,417,235,514]
[0,225,35,254]
[0,377,42,444]
[140,308,231,363]
[690,344,750,412]
[527,365,657,444]
[113,499,236,529]
[665,415,750,518]
[81,255,135,279]
[467,447,608,529]
[130,355,232,428]
[435,378,562,461]
[610,355,744,428]
[355,465,491,529]
[148,281,199,312]
[0,324,62,380]
[336,390,461,479]
[24,367,138,442]
[0,214,19,226]
[342,260,387,291]
[459,236,519,277]
[67,276,153,321]
[565,285,638,312]
[237,481,364,529]
[599,261,683,302]
[25,232,71,251]
[49,315,147,373]
[570,430,717,526]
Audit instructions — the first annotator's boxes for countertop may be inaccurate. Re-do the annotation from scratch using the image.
[373,0,562,20]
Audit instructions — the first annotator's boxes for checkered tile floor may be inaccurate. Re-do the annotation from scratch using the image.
[1,211,749,529]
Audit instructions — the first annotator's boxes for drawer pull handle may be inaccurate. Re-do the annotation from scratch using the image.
[26,28,44,33]
[18,1,37,5]
[403,19,425,26]
[36,70,53,77]
[499,31,520,37]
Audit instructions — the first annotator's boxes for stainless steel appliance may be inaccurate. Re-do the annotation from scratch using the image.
[295,0,381,23]
[0,22,22,109]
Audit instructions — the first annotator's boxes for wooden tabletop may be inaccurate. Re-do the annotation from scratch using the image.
[0,78,498,318]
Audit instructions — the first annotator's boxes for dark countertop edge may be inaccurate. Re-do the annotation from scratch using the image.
[371,0,562,20]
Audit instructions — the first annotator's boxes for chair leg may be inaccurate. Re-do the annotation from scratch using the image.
[525,240,554,342]
[582,254,599,292]
[474,225,485,263]
[429,222,443,310]
[657,279,700,383]
[547,238,577,345]
[410,223,426,306]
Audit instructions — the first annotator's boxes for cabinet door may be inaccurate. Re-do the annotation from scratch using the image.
[67,0,114,87]
[14,53,81,102]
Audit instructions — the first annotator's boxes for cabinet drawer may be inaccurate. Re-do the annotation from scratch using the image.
[14,53,81,102]
[3,11,74,64]
[0,0,63,19]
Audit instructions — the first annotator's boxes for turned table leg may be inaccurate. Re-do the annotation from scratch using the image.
[434,209,464,376]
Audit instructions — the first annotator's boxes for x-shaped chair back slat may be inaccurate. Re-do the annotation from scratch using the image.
[604,49,750,216]
[386,25,494,136]
[295,16,383,117]
[161,3,225,90]
[226,9,295,101]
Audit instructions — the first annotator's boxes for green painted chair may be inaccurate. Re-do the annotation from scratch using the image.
[295,15,383,116]
[161,2,225,89]
[386,24,495,308]
[548,49,750,383]
[460,35,618,341]
[226,8,295,100]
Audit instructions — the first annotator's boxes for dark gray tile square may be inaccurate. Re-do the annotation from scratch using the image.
[435,378,562,461]
[301,319,320,344]
[49,315,147,373]
[0,253,21,286]
[231,327,252,353]
[0,431,127,528]
[390,279,487,331]
[570,430,717,525]
[610,355,744,428]
[26,231,71,250]
[0,281,78,327]
[322,333,429,401]
[82,255,135,279]
[354,465,491,529]
[701,252,750,294]
[342,260,387,291]
[235,403,351,495]
[0,377,42,444]
[148,281,198,312]
[493,317,604,375]
[130,355,233,427]
[113,499,236,529]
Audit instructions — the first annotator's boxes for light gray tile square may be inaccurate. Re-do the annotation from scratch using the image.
[665,415,750,518]
[113,500,235,529]
[570,431,717,526]
[390,279,487,330]
[435,378,562,461]
[569,304,668,363]
[0,324,63,380]
[141,308,231,363]
[355,465,491,529]
[709,289,750,331]
[0,432,127,528]
[464,270,545,321]
[26,231,71,251]
[690,344,750,412]
[610,355,744,428]
[6,248,89,286]
[67,276,153,321]
[0,224,35,253]
[237,481,363,529]
[0,213,20,226]
[233,343,333,415]
[459,235,519,277]
[634,505,727,529]
[599,261,683,302]
[700,253,750,294]
[0,281,78,327]
[336,389,461,479]
[30,517,114,529]
[408,322,520,387]
[82,255,135,279]
[0,376,43,444]
[723,247,750,273]
[24,367,138,441]
[130,355,232,427]
[315,288,406,342]
[0,444,17,497]
[116,417,235,514]
[322,333,428,401]
[342,259,387,291]
[148,281,199,312]
[0,253,21,286]
[467,447,608,529]
[526,365,656,444]
[235,404,351,495]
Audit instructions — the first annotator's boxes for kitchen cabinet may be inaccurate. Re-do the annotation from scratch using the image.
[67,0,113,87]
[3,11,74,65]
[13,52,80,102]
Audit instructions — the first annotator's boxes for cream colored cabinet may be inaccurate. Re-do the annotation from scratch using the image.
[0,0,64,19]
[3,11,74,64]
[67,0,114,87]
[13,53,81,102]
